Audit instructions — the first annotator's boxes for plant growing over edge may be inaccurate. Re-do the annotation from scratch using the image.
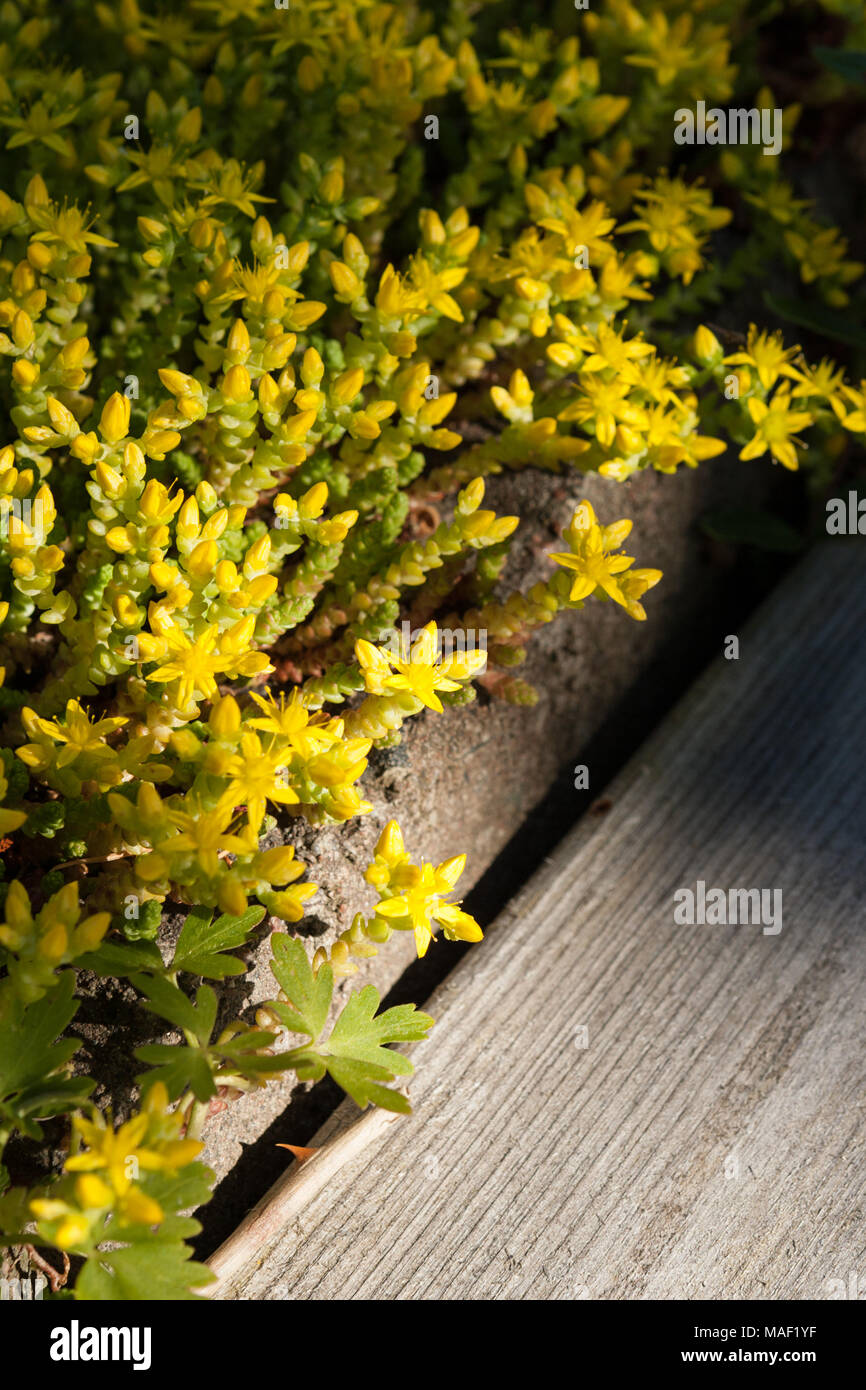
[0,0,864,1297]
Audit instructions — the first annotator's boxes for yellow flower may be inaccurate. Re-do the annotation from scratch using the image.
[147,623,223,708]
[743,183,810,227]
[618,567,664,622]
[255,844,307,885]
[65,1081,200,1196]
[490,368,534,422]
[550,502,637,610]
[306,735,371,791]
[376,854,482,958]
[578,323,655,376]
[840,381,866,434]
[27,1201,92,1252]
[788,358,848,419]
[27,199,117,252]
[739,389,815,471]
[266,881,319,923]
[619,176,730,285]
[375,264,426,320]
[536,195,616,263]
[158,802,255,877]
[724,327,801,392]
[246,689,339,757]
[140,477,184,524]
[189,157,275,218]
[216,731,299,832]
[21,699,127,768]
[364,819,411,890]
[31,1083,202,1246]
[407,253,467,321]
[586,139,643,212]
[623,11,715,87]
[559,374,642,449]
[784,225,863,302]
[356,621,486,713]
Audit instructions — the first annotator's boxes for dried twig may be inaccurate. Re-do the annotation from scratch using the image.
[23,1244,70,1293]
[204,1102,406,1297]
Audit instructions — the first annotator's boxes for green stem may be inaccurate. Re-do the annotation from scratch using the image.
[186,1098,211,1144]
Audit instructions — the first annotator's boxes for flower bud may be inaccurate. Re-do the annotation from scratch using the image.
[221,364,252,402]
[96,460,125,499]
[329,261,362,299]
[98,392,131,445]
[256,846,301,884]
[227,318,251,355]
[12,359,39,387]
[105,526,134,553]
[176,495,200,539]
[218,877,248,918]
[457,477,485,515]
[694,324,723,363]
[209,694,241,737]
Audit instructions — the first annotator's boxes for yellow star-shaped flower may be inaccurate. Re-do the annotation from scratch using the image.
[550,501,636,609]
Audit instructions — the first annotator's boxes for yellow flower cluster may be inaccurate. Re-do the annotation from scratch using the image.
[105,686,370,917]
[551,502,663,622]
[695,324,865,473]
[30,1082,201,1252]
[349,621,487,740]
[0,0,859,950]
[0,879,109,1007]
[301,818,483,976]
[362,819,483,959]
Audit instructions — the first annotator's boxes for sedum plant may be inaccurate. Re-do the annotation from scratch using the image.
[0,0,863,1298]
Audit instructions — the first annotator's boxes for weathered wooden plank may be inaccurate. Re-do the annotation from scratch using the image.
[212,541,866,1300]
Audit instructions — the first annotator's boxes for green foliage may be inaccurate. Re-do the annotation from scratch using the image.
[133,972,290,1101]
[46,1152,215,1301]
[813,45,866,84]
[700,506,805,553]
[170,904,265,978]
[763,292,866,351]
[266,935,434,1113]
[0,974,91,1144]
[75,1238,213,1302]
[121,898,162,942]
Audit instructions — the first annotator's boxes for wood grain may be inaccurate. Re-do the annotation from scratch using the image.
[212,542,866,1300]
